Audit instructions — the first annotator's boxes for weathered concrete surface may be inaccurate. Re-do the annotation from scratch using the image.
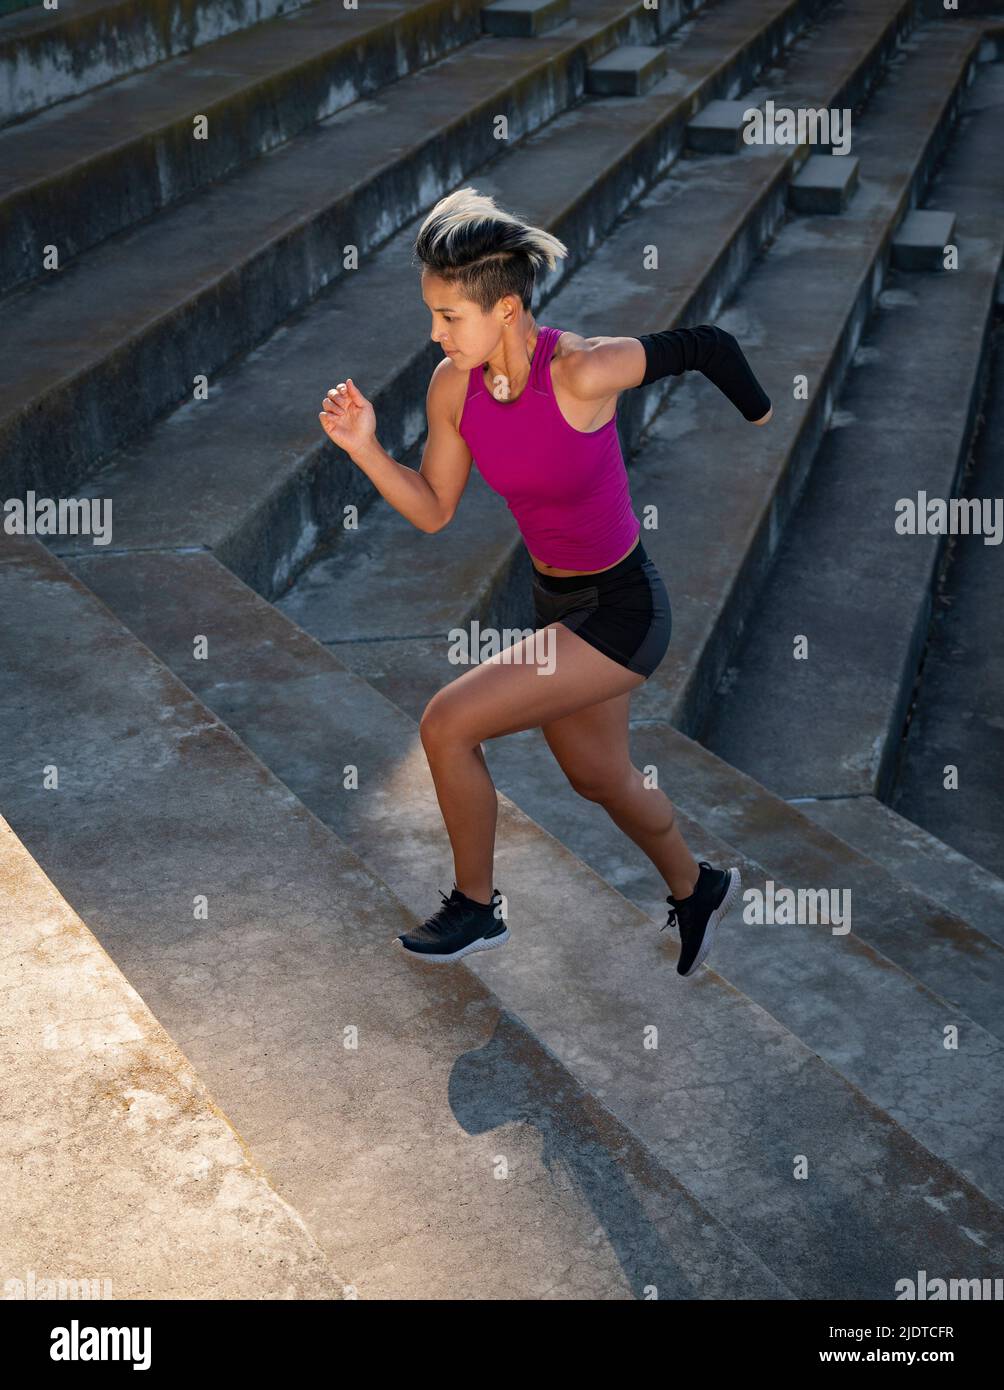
[0,541,785,1300]
[702,60,1004,812]
[798,795,1004,941]
[66,543,1004,1294]
[0,0,488,290]
[0,815,346,1300]
[0,0,316,124]
[890,317,1004,879]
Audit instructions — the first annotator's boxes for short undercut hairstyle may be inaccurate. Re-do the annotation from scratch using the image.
[413,186,568,314]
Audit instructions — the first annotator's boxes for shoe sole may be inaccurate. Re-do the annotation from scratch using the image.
[678,867,742,978]
[395,924,510,963]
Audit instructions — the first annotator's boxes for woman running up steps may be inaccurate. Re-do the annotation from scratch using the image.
[319,187,772,978]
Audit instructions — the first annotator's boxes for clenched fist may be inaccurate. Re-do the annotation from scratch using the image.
[319,378,376,455]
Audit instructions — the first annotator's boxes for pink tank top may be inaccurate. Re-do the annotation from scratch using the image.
[458,325,642,570]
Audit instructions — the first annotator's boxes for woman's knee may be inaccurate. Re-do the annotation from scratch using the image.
[420,692,475,750]
[419,696,449,748]
[568,761,637,805]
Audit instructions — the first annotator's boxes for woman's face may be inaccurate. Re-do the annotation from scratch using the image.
[422,272,506,365]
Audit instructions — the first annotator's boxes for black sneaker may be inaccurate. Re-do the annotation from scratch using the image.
[396,883,509,962]
[662,861,741,977]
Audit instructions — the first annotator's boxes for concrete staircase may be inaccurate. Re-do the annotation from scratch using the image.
[2,0,1003,1297]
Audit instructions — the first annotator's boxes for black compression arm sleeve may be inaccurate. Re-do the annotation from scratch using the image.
[634,324,771,421]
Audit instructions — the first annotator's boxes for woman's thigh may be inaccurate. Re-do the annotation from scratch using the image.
[419,624,645,746]
[539,690,635,800]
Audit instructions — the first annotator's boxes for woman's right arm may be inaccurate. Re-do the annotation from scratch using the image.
[320,360,472,534]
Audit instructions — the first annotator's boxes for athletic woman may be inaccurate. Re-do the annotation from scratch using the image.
[319,187,772,978]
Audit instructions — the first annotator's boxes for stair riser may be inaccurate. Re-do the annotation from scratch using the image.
[0,1,314,125]
[877,317,997,802]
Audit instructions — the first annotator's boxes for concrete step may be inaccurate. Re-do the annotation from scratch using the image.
[889,317,1004,880]
[0,538,796,1300]
[60,541,1004,1282]
[0,811,346,1299]
[796,795,1004,944]
[0,0,314,127]
[700,63,1004,812]
[0,0,487,292]
[35,0,899,598]
[0,0,778,499]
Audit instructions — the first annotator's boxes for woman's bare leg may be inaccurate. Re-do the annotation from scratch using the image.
[540,691,701,899]
[419,624,646,904]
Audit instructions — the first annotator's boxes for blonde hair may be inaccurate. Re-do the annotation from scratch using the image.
[412,186,568,314]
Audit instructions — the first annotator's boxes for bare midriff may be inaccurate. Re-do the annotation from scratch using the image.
[529,534,640,579]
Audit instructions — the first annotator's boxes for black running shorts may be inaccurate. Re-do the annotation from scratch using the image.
[530,538,672,679]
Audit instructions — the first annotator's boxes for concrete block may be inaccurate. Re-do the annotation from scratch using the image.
[585,44,669,98]
[891,208,957,270]
[481,0,570,38]
[788,152,860,212]
[686,99,761,153]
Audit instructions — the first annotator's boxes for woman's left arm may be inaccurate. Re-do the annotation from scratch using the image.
[563,327,773,425]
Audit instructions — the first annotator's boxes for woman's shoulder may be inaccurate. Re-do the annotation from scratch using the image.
[549,328,608,399]
[430,353,473,432]
[550,327,588,360]
[549,328,588,386]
